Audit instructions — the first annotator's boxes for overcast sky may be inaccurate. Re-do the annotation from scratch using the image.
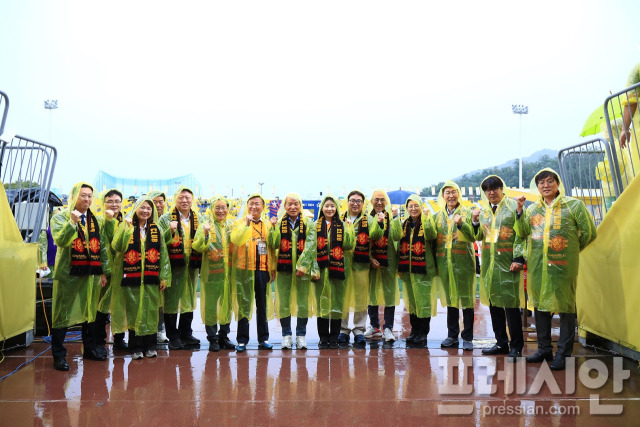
[1,0,639,198]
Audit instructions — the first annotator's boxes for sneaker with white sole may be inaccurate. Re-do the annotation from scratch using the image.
[383,328,395,342]
[296,336,307,349]
[132,352,144,360]
[157,331,169,343]
[363,326,382,338]
[281,335,293,350]
[145,349,158,358]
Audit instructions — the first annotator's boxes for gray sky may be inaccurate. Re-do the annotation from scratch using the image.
[1,0,639,199]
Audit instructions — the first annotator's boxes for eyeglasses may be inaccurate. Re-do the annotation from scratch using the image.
[484,188,500,194]
[105,200,121,205]
[214,207,228,212]
[372,198,385,203]
[248,202,263,207]
[537,179,556,187]
[348,199,363,204]
[443,191,458,197]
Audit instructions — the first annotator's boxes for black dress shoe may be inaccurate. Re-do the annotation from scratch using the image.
[209,337,220,352]
[526,351,553,363]
[328,340,339,349]
[406,333,416,343]
[482,345,510,355]
[168,338,184,350]
[83,349,107,361]
[96,345,108,358]
[218,336,236,350]
[506,349,522,362]
[413,334,428,345]
[53,357,69,371]
[180,335,201,346]
[550,356,566,371]
[318,340,329,349]
[113,340,128,351]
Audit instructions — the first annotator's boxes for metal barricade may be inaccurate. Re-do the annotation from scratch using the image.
[0,90,8,136]
[1,134,58,243]
[604,82,640,192]
[557,138,618,226]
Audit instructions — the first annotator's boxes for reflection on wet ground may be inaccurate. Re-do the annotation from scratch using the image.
[1,300,639,425]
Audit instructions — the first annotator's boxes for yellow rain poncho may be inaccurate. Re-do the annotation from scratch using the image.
[158,186,201,314]
[268,192,317,319]
[192,195,233,326]
[434,181,477,309]
[110,197,171,335]
[51,182,111,328]
[229,194,276,321]
[516,168,597,313]
[475,176,525,309]
[341,196,383,313]
[398,195,438,318]
[95,189,122,314]
[313,195,355,319]
[368,189,401,307]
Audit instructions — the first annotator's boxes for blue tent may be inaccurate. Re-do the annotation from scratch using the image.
[387,189,417,205]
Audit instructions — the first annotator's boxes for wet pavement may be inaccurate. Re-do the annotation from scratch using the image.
[1,300,639,426]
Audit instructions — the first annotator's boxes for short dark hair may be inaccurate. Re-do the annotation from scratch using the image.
[481,177,503,192]
[104,189,123,201]
[535,170,560,185]
[80,184,93,191]
[179,188,194,196]
[153,192,166,201]
[347,190,365,201]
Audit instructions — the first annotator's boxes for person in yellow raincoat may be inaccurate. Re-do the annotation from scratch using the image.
[148,190,168,343]
[312,195,355,349]
[192,195,235,352]
[110,197,171,360]
[434,181,477,351]
[50,182,110,371]
[230,193,276,352]
[365,189,402,343]
[94,189,128,355]
[515,168,597,370]
[158,186,202,350]
[398,194,438,347]
[338,190,383,347]
[472,176,525,361]
[268,193,317,350]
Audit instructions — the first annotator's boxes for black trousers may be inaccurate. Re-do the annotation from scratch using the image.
[317,318,342,343]
[95,311,125,345]
[489,303,523,351]
[164,311,194,341]
[51,322,96,358]
[128,330,156,353]
[447,307,474,341]
[409,313,431,336]
[237,270,270,344]
[205,324,231,342]
[534,309,576,357]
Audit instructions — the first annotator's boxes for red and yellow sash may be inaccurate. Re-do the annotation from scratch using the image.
[70,209,103,276]
[316,216,345,280]
[277,214,306,272]
[122,222,162,286]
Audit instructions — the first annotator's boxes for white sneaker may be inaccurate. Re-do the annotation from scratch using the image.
[364,326,382,338]
[281,336,293,349]
[157,331,169,343]
[296,336,307,349]
[145,349,158,358]
[383,328,395,342]
[132,352,144,360]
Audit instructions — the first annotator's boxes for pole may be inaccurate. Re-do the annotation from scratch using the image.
[519,113,523,189]
[511,105,528,189]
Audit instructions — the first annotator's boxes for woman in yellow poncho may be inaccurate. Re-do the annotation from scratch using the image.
[312,195,355,349]
[110,197,171,359]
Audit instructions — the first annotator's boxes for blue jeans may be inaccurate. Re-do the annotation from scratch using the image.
[368,305,395,330]
[280,316,308,336]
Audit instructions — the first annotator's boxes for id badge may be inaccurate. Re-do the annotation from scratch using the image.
[257,240,267,255]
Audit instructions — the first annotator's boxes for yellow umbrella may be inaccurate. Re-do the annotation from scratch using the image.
[580,102,623,137]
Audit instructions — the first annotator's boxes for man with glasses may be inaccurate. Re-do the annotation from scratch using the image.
[50,182,110,371]
[472,176,525,362]
[516,169,596,370]
[230,194,276,351]
[94,189,128,356]
[365,190,402,343]
[338,191,383,347]
[159,186,203,350]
